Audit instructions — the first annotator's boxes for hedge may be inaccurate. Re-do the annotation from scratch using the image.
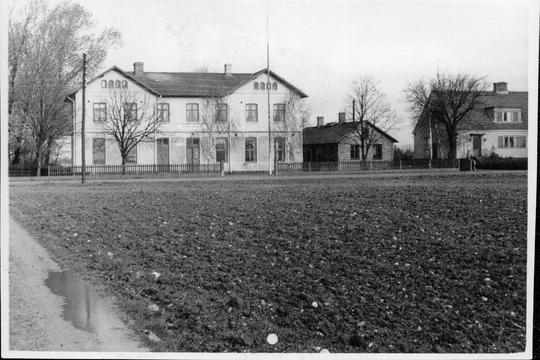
[476,157,527,170]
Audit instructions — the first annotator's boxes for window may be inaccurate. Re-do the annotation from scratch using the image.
[245,137,257,162]
[246,104,258,122]
[498,136,526,149]
[373,144,383,159]
[216,138,228,162]
[126,145,137,164]
[259,82,265,90]
[93,103,107,122]
[274,137,285,161]
[266,82,271,90]
[101,80,107,88]
[122,80,128,88]
[108,80,114,88]
[157,103,170,122]
[494,109,521,123]
[254,82,259,90]
[123,103,137,122]
[272,82,277,90]
[350,144,360,160]
[115,80,121,88]
[186,103,199,122]
[216,103,228,122]
[92,138,106,164]
[273,104,285,122]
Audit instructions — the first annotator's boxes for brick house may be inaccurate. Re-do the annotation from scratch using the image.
[413,82,528,159]
[303,113,398,162]
[66,62,308,172]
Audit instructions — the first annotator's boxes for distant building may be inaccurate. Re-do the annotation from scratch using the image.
[303,113,398,162]
[66,62,308,172]
[413,82,528,159]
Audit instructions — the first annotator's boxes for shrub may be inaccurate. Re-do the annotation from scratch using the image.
[476,157,527,170]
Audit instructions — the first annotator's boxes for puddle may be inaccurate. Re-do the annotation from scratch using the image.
[45,270,121,337]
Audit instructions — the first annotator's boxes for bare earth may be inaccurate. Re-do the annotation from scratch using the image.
[8,217,147,353]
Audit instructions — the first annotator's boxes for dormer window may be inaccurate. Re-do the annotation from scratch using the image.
[254,82,259,90]
[494,109,521,123]
[101,80,107,88]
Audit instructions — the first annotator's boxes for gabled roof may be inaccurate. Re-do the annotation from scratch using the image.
[412,90,528,134]
[303,121,398,145]
[68,66,308,98]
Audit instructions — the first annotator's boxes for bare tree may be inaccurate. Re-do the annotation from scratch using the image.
[405,72,488,159]
[8,1,121,173]
[343,76,398,161]
[199,94,239,165]
[273,91,310,162]
[97,88,162,170]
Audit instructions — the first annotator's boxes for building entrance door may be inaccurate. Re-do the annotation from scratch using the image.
[471,135,481,157]
[186,137,200,171]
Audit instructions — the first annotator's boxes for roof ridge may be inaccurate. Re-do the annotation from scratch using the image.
[128,71,253,76]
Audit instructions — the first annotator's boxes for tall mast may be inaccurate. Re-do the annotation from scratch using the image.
[266,0,272,175]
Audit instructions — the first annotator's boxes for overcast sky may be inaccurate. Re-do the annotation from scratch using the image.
[10,0,531,146]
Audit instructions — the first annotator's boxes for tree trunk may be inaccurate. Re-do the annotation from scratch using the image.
[448,132,457,160]
[121,155,127,175]
[11,137,22,165]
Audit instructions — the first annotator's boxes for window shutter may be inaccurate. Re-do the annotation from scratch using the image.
[520,136,526,148]
[497,136,503,148]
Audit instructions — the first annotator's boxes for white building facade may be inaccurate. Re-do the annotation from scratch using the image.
[67,63,308,172]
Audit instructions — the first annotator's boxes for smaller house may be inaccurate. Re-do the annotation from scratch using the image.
[303,113,398,162]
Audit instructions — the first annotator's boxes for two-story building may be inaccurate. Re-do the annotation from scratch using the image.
[67,62,308,172]
[413,82,528,159]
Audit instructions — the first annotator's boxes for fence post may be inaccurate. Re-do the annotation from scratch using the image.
[308,162,311,172]
[274,159,278,176]
[220,160,224,176]
[399,160,402,170]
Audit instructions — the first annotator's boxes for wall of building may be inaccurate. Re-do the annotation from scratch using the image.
[71,70,305,172]
[337,136,394,161]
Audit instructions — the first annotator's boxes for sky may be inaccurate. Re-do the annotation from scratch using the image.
[8,0,531,146]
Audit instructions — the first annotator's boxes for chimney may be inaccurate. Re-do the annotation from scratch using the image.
[317,116,324,127]
[133,62,144,75]
[338,112,346,124]
[224,63,232,76]
[493,82,508,94]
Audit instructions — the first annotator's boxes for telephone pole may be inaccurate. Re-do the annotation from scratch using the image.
[81,53,86,184]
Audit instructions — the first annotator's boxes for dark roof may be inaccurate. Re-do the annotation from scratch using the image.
[458,91,528,130]
[413,91,528,134]
[303,121,398,145]
[69,66,308,98]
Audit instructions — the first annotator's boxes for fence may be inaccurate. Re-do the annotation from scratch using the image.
[9,165,47,177]
[276,159,458,174]
[45,163,222,177]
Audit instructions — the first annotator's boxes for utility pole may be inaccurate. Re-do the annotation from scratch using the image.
[266,0,272,175]
[352,99,356,122]
[81,53,86,184]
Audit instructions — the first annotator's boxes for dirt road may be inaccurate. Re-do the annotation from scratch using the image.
[8,218,147,353]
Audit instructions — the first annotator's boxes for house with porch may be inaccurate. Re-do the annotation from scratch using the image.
[66,62,308,172]
[303,113,398,162]
[413,82,528,159]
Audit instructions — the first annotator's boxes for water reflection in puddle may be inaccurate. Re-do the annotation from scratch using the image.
[45,270,119,336]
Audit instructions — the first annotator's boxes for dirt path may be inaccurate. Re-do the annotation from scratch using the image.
[8,217,147,353]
